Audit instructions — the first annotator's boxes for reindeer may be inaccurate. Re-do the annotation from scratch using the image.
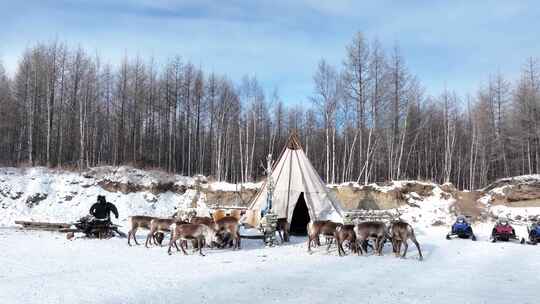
[145,218,188,248]
[334,225,357,256]
[214,216,241,250]
[307,220,341,252]
[167,223,217,256]
[354,221,387,256]
[127,216,156,246]
[389,221,423,261]
[190,216,214,227]
[276,218,290,243]
[188,216,215,248]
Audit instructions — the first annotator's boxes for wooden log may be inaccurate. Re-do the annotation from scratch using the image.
[59,228,82,233]
[15,220,72,230]
[15,220,71,227]
[17,227,66,232]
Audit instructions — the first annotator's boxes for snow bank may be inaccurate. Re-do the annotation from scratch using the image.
[8,166,540,229]
[333,180,455,226]
[205,181,262,192]
[395,183,455,227]
[478,174,540,223]
[1,166,459,228]
[0,167,210,227]
[488,205,540,222]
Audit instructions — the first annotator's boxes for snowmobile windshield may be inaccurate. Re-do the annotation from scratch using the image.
[497,218,509,225]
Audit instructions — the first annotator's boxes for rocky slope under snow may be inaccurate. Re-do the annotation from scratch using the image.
[478,175,540,222]
[1,166,539,227]
[0,166,207,227]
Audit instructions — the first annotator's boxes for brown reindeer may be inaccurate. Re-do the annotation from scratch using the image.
[190,216,214,227]
[127,216,156,246]
[277,218,290,243]
[307,220,341,252]
[189,216,215,248]
[334,224,357,256]
[354,221,387,256]
[214,216,241,250]
[167,223,217,256]
[145,218,188,248]
[390,221,423,261]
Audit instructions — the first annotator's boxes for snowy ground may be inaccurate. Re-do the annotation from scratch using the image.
[2,167,540,303]
[1,225,538,304]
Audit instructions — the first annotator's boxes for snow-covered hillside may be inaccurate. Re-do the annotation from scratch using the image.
[0,167,212,227]
[2,166,540,229]
[0,167,457,228]
[335,180,457,227]
[479,174,540,223]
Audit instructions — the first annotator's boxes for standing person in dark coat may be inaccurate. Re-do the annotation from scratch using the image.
[89,195,119,222]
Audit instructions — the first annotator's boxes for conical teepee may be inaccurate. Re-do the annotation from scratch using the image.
[246,133,343,230]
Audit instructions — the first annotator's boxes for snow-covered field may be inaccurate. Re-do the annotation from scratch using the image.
[1,167,540,303]
[0,225,538,304]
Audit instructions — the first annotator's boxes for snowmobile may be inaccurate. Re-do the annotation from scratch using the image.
[490,218,525,244]
[65,215,126,239]
[446,215,476,241]
[525,222,540,245]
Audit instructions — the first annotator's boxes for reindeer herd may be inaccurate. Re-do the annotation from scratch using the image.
[127,214,241,256]
[126,212,423,261]
[308,219,423,260]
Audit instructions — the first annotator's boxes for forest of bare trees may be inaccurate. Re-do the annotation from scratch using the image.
[0,32,539,189]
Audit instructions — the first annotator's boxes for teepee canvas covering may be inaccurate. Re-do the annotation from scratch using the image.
[246,134,343,227]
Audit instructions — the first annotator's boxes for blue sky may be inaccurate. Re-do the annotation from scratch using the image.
[2,0,539,105]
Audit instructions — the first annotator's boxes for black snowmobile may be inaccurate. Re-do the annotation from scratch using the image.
[72,215,125,239]
[65,195,126,239]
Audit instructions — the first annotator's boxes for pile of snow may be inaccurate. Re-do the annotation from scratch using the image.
[9,165,540,229]
[88,166,194,189]
[487,205,540,222]
[334,180,456,226]
[484,174,540,187]
[479,174,540,223]
[205,180,262,192]
[330,181,401,193]
[0,167,211,227]
[389,182,455,227]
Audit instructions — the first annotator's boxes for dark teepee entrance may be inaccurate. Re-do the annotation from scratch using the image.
[290,193,311,235]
